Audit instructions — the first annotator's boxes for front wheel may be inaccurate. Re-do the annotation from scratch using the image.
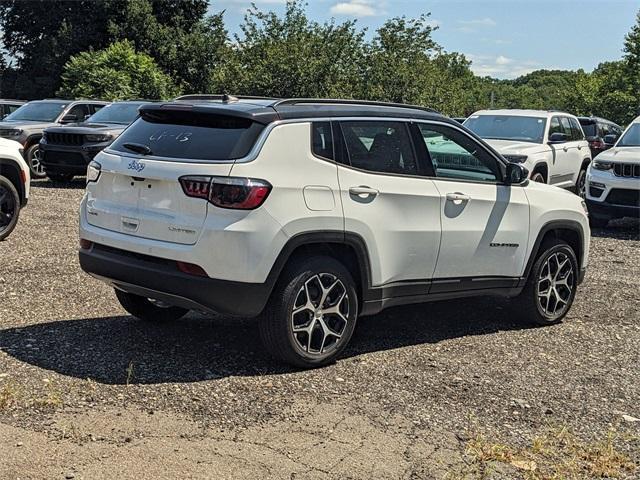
[531,171,546,184]
[0,175,20,241]
[514,240,578,326]
[115,289,189,322]
[25,144,47,179]
[260,256,358,368]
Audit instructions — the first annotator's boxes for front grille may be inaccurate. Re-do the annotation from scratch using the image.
[605,189,640,207]
[46,132,84,146]
[42,150,86,166]
[613,163,640,178]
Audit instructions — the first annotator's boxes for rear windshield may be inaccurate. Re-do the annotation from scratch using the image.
[464,115,547,144]
[109,110,266,161]
[578,120,597,137]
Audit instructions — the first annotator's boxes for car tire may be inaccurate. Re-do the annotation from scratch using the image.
[115,289,189,322]
[48,173,75,183]
[515,240,578,326]
[0,175,20,241]
[589,216,609,228]
[259,256,358,369]
[574,168,587,198]
[531,171,546,183]
[25,143,47,179]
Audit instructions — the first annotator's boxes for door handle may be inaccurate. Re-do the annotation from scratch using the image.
[446,192,470,203]
[349,186,379,196]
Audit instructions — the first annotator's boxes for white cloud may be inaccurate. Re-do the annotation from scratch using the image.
[456,17,497,33]
[467,54,546,79]
[330,0,380,17]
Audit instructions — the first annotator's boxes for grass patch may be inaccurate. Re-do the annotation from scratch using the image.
[31,380,63,409]
[461,425,637,479]
[0,382,18,410]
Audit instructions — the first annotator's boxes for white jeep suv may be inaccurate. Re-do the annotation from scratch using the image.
[0,137,30,241]
[585,115,640,227]
[465,110,591,194]
[78,97,590,368]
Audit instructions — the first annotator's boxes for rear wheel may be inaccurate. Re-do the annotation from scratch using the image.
[531,171,546,183]
[514,240,578,326]
[0,175,20,241]
[25,144,46,179]
[575,168,587,198]
[259,256,358,369]
[115,289,189,322]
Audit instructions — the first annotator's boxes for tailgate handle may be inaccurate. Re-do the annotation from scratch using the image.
[121,217,140,231]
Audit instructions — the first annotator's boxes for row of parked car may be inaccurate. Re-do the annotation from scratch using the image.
[0,94,637,367]
[0,96,638,241]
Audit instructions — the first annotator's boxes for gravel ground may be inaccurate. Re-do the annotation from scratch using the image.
[0,181,639,479]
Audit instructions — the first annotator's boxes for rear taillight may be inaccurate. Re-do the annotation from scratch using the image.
[589,139,605,150]
[179,176,272,210]
[87,161,101,183]
[79,239,93,250]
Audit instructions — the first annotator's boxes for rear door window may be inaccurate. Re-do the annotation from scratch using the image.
[339,121,418,175]
[110,111,266,161]
[311,122,334,160]
[569,118,584,141]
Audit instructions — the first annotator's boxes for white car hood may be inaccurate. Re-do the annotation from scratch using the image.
[595,146,640,163]
[483,139,546,155]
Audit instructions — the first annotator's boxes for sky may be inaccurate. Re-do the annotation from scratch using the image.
[208,0,639,79]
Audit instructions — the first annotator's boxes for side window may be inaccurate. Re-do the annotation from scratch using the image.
[418,124,500,182]
[91,104,105,115]
[559,117,573,139]
[311,122,334,160]
[66,104,89,121]
[339,121,417,175]
[7,104,21,114]
[569,118,584,141]
[549,117,562,137]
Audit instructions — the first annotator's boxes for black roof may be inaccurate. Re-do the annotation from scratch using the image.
[147,96,448,125]
[577,116,620,127]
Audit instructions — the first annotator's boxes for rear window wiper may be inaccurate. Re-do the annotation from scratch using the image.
[122,142,152,155]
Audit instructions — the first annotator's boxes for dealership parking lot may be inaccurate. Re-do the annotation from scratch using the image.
[0,182,639,479]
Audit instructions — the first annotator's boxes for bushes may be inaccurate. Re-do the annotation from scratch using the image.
[57,41,179,100]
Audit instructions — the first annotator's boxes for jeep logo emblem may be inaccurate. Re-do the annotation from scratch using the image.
[128,159,146,172]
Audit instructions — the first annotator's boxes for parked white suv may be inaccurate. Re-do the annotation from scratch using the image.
[78,97,590,368]
[0,137,30,241]
[585,115,640,227]
[465,110,591,194]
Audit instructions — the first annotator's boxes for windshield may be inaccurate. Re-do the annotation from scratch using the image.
[465,115,547,143]
[87,103,144,125]
[617,124,640,147]
[5,102,67,122]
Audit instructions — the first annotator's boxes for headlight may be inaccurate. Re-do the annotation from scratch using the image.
[87,161,101,183]
[85,134,113,143]
[592,160,613,170]
[0,128,23,137]
[503,154,528,163]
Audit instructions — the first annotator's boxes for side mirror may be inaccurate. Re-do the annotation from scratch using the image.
[506,163,529,185]
[548,132,568,144]
[603,134,617,145]
[60,114,78,124]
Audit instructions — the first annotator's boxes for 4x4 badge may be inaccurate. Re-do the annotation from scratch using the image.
[128,159,146,172]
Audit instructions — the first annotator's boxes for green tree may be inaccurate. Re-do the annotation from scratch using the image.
[215,0,366,98]
[57,40,179,100]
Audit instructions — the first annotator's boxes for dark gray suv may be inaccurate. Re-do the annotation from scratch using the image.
[40,101,148,183]
[0,99,108,178]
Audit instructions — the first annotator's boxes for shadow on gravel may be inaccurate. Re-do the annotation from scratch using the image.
[590,217,639,240]
[0,297,531,384]
[30,178,86,190]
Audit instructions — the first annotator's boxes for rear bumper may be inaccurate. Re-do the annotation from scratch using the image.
[79,243,272,317]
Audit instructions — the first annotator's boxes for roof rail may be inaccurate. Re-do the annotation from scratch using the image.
[0,98,26,103]
[174,94,279,102]
[273,98,438,114]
